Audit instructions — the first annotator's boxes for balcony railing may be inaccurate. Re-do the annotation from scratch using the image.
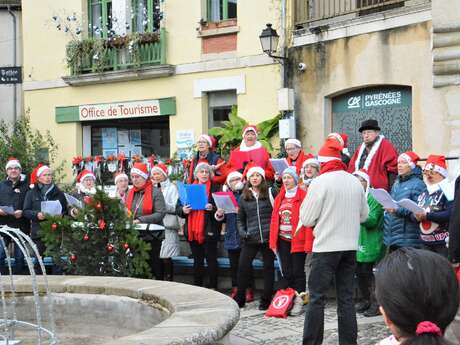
[295,0,408,26]
[68,28,166,76]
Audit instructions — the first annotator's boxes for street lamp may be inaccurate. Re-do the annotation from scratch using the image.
[259,23,287,63]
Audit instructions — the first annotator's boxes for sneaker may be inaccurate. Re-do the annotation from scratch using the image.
[258,299,271,311]
[363,304,381,317]
[355,300,370,313]
[290,294,305,316]
[245,288,254,303]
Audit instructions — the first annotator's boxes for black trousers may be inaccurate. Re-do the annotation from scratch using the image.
[356,262,374,302]
[148,237,164,280]
[303,251,357,345]
[189,240,218,289]
[228,248,254,288]
[236,242,275,304]
[277,239,307,293]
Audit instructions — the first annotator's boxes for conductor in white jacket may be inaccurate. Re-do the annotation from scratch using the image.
[300,139,369,345]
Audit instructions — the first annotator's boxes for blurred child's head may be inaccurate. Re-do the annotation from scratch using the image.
[375,248,459,345]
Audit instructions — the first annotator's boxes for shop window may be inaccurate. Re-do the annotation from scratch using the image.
[208,90,237,129]
[207,0,237,22]
[132,0,161,33]
[89,0,113,38]
[90,118,170,159]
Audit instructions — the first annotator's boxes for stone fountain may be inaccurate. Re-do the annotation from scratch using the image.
[0,226,239,345]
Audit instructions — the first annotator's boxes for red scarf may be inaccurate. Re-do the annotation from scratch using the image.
[126,179,154,215]
[187,180,211,244]
[320,160,347,174]
[287,151,307,175]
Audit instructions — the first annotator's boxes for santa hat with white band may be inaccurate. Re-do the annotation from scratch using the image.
[424,154,448,178]
[284,138,302,148]
[242,125,258,138]
[246,166,265,179]
[5,157,21,170]
[399,151,420,169]
[130,163,149,180]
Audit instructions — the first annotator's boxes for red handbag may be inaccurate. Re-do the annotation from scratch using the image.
[265,287,296,318]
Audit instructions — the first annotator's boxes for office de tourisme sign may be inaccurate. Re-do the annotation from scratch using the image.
[79,99,160,121]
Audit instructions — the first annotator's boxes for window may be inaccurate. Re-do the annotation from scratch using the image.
[208,90,237,129]
[89,0,112,38]
[207,0,237,22]
[132,0,161,33]
[90,118,170,158]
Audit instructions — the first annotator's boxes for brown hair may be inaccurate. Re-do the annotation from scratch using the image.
[242,177,269,201]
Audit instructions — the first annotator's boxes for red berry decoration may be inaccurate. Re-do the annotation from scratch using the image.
[123,243,129,250]
[83,196,93,205]
[83,234,89,241]
[107,244,114,252]
[70,254,77,263]
[96,202,103,210]
[98,219,106,230]
[51,223,58,232]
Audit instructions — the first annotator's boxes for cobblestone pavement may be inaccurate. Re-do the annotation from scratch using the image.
[228,299,390,345]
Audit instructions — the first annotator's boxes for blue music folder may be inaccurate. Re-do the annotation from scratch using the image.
[185,184,208,210]
[176,182,188,205]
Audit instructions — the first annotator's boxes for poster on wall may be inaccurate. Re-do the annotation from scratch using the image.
[176,130,194,160]
[118,130,130,146]
[102,128,117,149]
[103,148,118,157]
[130,129,141,146]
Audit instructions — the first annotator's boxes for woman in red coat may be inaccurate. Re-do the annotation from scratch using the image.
[226,125,274,180]
[269,167,313,315]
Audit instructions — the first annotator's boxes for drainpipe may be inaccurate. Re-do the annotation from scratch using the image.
[7,5,18,122]
[280,0,287,89]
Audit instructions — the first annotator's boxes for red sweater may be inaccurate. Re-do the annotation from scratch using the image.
[270,187,314,253]
[348,138,398,191]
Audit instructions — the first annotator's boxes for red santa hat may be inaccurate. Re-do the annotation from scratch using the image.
[327,133,348,148]
[76,169,96,183]
[245,166,265,179]
[226,170,243,185]
[353,168,371,186]
[424,154,448,178]
[302,154,320,168]
[30,163,50,187]
[399,151,420,169]
[114,172,129,184]
[130,162,149,180]
[151,163,168,177]
[198,134,216,149]
[317,139,343,163]
[284,138,302,148]
[5,157,21,170]
[242,125,258,138]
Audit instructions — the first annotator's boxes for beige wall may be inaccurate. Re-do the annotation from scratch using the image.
[290,21,454,158]
[24,63,281,179]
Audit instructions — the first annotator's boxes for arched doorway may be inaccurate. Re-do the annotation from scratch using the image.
[331,86,412,154]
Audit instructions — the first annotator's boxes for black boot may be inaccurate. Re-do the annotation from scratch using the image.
[258,298,271,311]
[355,300,370,313]
[363,303,381,317]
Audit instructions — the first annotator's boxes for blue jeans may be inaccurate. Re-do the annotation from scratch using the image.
[0,237,25,274]
[303,251,357,345]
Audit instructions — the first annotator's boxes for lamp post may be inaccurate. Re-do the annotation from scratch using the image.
[260,23,294,157]
[259,23,287,63]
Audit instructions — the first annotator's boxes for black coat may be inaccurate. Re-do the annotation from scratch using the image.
[449,176,460,263]
[176,183,222,243]
[23,184,68,239]
[0,177,30,232]
[237,193,273,244]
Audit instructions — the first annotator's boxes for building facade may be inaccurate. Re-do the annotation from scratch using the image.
[287,0,460,164]
[0,0,22,123]
[22,0,284,179]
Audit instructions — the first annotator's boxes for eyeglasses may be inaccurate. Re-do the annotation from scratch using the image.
[6,167,20,171]
[285,147,299,152]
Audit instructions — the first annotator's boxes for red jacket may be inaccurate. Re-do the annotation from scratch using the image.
[269,187,314,253]
[227,145,274,180]
[286,151,309,175]
[348,138,398,191]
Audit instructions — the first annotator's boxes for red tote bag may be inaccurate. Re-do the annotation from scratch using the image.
[265,288,296,318]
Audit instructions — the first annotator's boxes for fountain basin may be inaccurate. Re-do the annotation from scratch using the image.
[6,276,240,345]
